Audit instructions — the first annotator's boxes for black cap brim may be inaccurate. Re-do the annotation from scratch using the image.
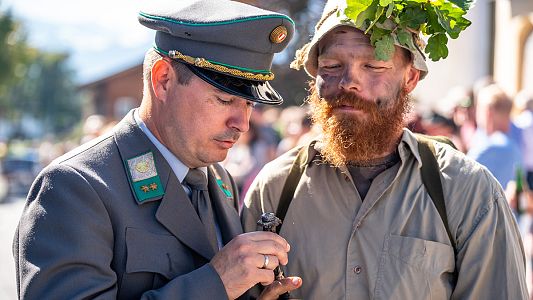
[185,64,283,105]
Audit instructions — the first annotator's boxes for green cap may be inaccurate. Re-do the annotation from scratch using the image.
[139,0,295,104]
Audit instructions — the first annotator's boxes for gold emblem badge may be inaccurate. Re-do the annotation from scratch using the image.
[128,152,157,182]
[270,26,288,44]
[135,161,150,173]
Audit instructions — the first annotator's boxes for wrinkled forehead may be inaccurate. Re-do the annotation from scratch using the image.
[318,25,372,55]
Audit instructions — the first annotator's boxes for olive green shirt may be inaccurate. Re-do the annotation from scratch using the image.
[242,129,528,300]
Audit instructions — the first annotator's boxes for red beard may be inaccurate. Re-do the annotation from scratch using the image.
[308,85,411,166]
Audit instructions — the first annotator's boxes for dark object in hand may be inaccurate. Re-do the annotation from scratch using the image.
[258,212,291,299]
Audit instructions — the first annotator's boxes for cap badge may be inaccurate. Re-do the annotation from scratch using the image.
[270,26,288,44]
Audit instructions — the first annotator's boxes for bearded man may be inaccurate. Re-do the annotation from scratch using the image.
[241,1,528,299]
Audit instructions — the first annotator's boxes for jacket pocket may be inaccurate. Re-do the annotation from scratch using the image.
[125,227,195,279]
[373,234,455,300]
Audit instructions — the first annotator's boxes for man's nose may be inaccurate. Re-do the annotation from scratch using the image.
[338,67,362,93]
[228,103,251,133]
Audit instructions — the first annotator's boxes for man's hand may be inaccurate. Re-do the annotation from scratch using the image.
[258,277,303,300]
[210,231,290,300]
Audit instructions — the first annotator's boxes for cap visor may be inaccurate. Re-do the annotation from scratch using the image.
[185,64,283,105]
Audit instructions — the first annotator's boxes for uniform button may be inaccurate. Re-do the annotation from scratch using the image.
[353,265,362,274]
[344,175,350,182]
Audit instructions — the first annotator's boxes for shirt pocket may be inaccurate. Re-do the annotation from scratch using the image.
[124,227,195,279]
[373,234,455,300]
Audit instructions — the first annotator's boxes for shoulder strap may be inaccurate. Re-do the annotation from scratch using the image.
[275,144,311,234]
[415,134,457,251]
[415,133,457,150]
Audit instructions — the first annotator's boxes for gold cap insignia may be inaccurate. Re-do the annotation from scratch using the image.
[270,26,288,44]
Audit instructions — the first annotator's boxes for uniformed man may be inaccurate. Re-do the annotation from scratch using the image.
[13,1,301,299]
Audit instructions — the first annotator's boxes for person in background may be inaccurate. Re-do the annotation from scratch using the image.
[13,1,301,299]
[422,111,464,152]
[467,84,523,208]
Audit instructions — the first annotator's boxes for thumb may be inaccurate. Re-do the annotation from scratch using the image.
[259,277,302,300]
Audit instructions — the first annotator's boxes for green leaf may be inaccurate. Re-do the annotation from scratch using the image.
[379,0,393,7]
[370,27,390,45]
[375,34,395,61]
[399,6,426,30]
[355,2,378,28]
[386,3,394,18]
[345,0,375,24]
[434,7,456,38]
[434,3,470,39]
[448,0,476,11]
[396,29,415,49]
[424,3,445,35]
[425,33,449,61]
[364,4,385,33]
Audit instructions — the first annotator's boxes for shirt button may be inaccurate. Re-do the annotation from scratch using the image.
[353,265,362,274]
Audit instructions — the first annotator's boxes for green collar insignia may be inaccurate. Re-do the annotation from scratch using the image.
[208,165,233,199]
[216,179,233,198]
[125,151,164,203]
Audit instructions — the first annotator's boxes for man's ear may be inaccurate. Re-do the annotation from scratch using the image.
[151,59,173,101]
[403,66,420,94]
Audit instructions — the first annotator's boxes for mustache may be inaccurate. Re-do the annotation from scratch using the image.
[213,130,241,142]
[327,92,380,112]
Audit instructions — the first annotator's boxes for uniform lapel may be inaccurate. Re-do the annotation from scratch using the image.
[207,167,243,245]
[114,110,216,260]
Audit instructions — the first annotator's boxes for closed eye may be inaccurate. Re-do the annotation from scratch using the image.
[217,96,255,108]
[366,64,386,70]
[322,64,340,70]
[216,96,232,106]
[365,64,390,71]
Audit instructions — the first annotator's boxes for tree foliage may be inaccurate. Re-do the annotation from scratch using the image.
[0,5,80,137]
[0,7,29,105]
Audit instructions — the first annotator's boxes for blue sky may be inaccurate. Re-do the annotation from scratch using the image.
[1,0,154,84]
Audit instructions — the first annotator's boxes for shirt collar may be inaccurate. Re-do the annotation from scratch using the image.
[133,109,207,183]
[398,128,423,167]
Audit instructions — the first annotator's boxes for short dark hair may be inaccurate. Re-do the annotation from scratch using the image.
[143,48,193,87]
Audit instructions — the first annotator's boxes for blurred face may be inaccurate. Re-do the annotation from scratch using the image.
[310,26,419,165]
[155,67,254,168]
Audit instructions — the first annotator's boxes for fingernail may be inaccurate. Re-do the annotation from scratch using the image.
[292,278,300,285]
[287,243,291,251]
